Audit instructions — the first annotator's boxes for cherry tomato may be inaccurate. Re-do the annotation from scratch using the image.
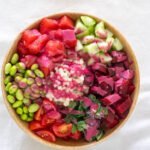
[42,98,56,112]
[52,123,72,137]
[34,106,44,121]
[36,130,56,142]
[29,121,43,131]
[41,111,61,126]
[69,131,81,140]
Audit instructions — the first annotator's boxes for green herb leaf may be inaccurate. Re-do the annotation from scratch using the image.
[77,121,87,131]
[96,130,104,141]
[65,114,74,123]
[72,124,77,133]
[89,94,100,103]
[68,101,77,108]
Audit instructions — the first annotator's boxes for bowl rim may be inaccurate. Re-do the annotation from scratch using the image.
[1,12,140,150]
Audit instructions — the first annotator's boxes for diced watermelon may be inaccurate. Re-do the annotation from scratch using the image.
[59,16,74,29]
[49,29,63,41]
[17,41,29,56]
[62,29,77,48]
[101,93,121,105]
[44,40,65,57]
[22,29,41,46]
[28,34,49,55]
[40,18,59,34]
[37,55,54,77]
[21,55,37,68]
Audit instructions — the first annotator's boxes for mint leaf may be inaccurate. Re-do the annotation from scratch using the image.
[69,101,77,108]
[96,130,104,141]
[77,121,87,131]
[71,124,77,133]
[89,94,100,103]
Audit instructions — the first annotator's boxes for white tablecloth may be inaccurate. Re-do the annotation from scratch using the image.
[0,0,150,149]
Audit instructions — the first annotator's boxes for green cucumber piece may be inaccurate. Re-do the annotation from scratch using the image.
[106,29,113,38]
[80,16,96,27]
[95,21,106,38]
[84,43,99,55]
[75,40,83,51]
[112,38,123,51]
[99,53,112,63]
[75,19,87,34]
[81,35,95,44]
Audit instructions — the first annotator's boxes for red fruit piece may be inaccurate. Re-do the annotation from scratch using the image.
[34,106,44,121]
[29,121,43,131]
[17,41,29,56]
[41,111,61,126]
[40,18,59,34]
[42,98,56,112]
[52,123,72,138]
[59,16,74,29]
[49,29,63,41]
[22,29,41,46]
[21,55,37,68]
[36,130,56,142]
[28,34,48,55]
[37,55,54,77]
[44,40,65,57]
[101,93,121,106]
[62,30,77,48]
[116,96,132,116]
[69,131,81,140]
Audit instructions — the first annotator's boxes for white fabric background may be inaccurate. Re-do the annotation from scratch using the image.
[0,0,150,150]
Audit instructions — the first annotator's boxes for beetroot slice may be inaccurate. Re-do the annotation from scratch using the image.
[101,93,121,105]
[121,69,134,80]
[91,86,107,97]
[92,62,107,74]
[111,51,127,63]
[115,96,132,115]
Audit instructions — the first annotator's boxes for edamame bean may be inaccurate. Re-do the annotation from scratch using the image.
[7,95,15,104]
[23,98,31,106]
[15,76,23,83]
[29,112,34,117]
[16,89,24,100]
[5,63,12,75]
[27,117,33,122]
[34,69,44,78]
[16,107,23,115]
[12,100,23,108]
[28,103,39,113]
[20,114,28,121]
[18,78,27,88]
[25,70,36,78]
[11,53,19,64]
[8,85,18,94]
[23,106,28,114]
[27,78,34,85]
[10,66,17,76]
[5,82,12,92]
[16,62,26,73]
[4,76,12,85]
[31,64,38,70]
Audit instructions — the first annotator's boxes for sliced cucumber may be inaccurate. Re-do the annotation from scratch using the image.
[84,43,99,55]
[81,16,96,27]
[106,37,114,50]
[75,40,83,51]
[95,21,107,38]
[112,38,123,51]
[81,35,95,44]
[99,53,112,63]
[97,41,109,53]
[106,29,113,38]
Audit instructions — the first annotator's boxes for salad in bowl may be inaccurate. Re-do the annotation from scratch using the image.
[2,13,139,148]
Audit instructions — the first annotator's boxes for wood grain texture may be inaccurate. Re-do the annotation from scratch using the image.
[1,12,140,150]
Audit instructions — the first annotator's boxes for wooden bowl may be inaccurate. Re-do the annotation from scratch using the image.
[1,12,140,149]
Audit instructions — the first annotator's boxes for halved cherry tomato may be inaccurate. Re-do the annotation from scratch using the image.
[34,106,44,121]
[59,16,74,29]
[40,18,59,34]
[29,121,43,131]
[41,111,61,126]
[69,131,81,140]
[42,98,56,112]
[52,123,72,137]
[44,40,65,57]
[36,130,56,142]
